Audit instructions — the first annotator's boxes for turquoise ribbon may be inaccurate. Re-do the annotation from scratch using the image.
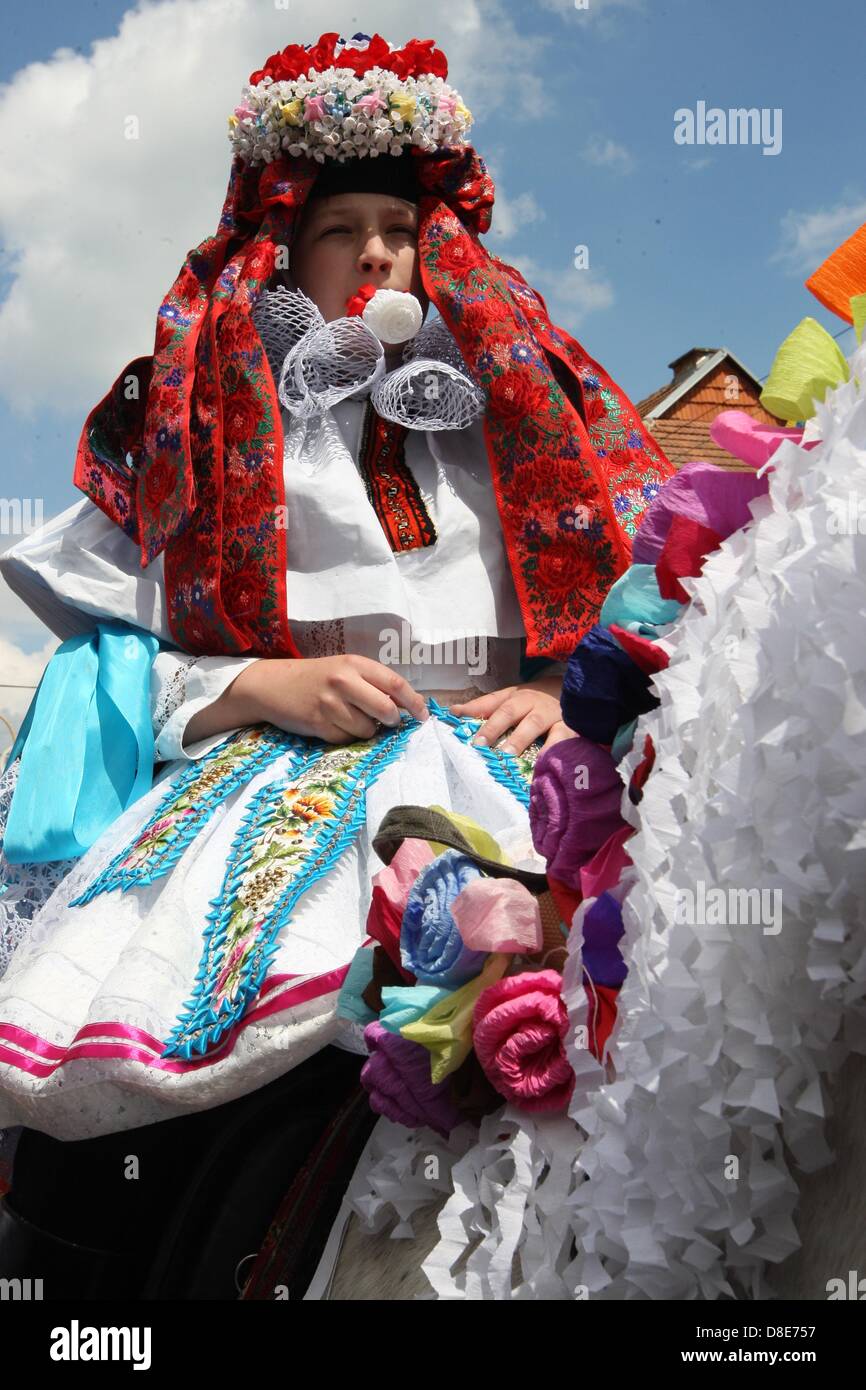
[610,717,639,765]
[3,620,164,865]
[335,945,379,1026]
[599,564,684,636]
[378,983,453,1034]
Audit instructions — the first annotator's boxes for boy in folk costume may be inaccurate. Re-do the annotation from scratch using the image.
[0,32,673,1287]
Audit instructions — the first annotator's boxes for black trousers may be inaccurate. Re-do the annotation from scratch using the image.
[6,1044,367,1260]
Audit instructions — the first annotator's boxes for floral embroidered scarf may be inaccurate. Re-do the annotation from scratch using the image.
[73,145,674,662]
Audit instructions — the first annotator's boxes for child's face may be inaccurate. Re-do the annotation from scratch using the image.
[290,191,428,338]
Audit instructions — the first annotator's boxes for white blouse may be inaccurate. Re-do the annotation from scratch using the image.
[285,398,526,642]
[1,403,565,763]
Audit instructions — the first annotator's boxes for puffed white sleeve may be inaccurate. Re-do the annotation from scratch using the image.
[150,652,262,762]
[0,496,171,643]
[0,496,263,763]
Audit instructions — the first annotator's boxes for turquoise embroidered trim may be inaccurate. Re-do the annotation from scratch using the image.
[160,717,416,1059]
[425,697,540,807]
[69,725,309,906]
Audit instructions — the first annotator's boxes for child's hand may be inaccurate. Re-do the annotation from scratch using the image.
[450,677,573,757]
[235,655,430,743]
[232,654,430,744]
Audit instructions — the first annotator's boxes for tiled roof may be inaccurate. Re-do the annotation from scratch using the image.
[644,418,758,471]
[635,382,675,417]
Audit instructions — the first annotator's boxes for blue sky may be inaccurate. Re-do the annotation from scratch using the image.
[0,0,863,677]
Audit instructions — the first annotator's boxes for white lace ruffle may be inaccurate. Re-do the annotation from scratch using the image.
[151,651,201,738]
[340,336,866,1300]
[0,757,79,982]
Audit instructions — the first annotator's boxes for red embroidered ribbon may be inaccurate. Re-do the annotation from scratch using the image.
[356,401,436,552]
[73,144,674,661]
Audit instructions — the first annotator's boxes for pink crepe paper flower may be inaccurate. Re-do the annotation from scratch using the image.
[449,876,543,955]
[632,458,770,566]
[578,823,635,902]
[364,838,432,979]
[708,408,818,470]
[473,970,575,1113]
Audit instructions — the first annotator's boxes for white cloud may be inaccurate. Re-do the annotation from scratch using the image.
[683,155,713,174]
[481,153,547,241]
[490,190,546,240]
[537,0,645,20]
[0,0,547,417]
[499,249,615,329]
[0,632,58,757]
[770,196,866,276]
[581,137,635,174]
[536,0,647,41]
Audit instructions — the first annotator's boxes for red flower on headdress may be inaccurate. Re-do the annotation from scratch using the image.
[338,34,392,75]
[304,32,340,74]
[250,44,308,84]
[390,39,448,80]
[248,33,448,86]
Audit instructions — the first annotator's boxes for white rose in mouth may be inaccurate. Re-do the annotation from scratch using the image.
[361,289,423,344]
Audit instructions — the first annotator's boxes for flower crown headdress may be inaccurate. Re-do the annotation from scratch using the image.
[228,31,472,166]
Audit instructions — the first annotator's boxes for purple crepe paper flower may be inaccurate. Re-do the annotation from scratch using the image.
[529,736,627,891]
[361,1021,462,1137]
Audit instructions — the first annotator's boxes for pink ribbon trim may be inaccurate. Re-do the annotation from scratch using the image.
[0,957,356,1079]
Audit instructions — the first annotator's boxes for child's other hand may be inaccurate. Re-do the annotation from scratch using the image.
[233,654,429,744]
[450,680,573,757]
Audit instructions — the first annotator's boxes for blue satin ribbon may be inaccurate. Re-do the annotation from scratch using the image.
[3,621,164,865]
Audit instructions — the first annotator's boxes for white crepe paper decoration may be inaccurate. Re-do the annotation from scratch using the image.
[336,336,866,1300]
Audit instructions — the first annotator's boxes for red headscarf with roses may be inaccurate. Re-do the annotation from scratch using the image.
[73,32,674,661]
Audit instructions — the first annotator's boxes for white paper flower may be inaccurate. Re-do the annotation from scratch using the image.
[361,289,423,344]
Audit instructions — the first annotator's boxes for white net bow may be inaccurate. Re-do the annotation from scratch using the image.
[251,285,486,430]
[371,357,486,430]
